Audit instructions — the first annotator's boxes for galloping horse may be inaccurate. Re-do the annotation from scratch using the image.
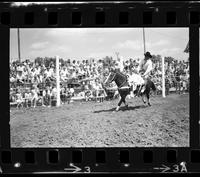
[102,69,156,111]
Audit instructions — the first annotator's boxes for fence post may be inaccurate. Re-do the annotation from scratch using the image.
[56,56,61,106]
[162,56,166,98]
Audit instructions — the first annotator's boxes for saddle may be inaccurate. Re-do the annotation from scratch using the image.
[127,74,145,96]
[128,74,144,87]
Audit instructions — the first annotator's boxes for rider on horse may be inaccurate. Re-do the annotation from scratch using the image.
[137,51,153,95]
[102,52,156,111]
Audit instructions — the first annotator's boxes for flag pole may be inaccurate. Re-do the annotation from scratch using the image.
[162,56,166,98]
[143,28,146,53]
[17,28,21,62]
[56,56,61,106]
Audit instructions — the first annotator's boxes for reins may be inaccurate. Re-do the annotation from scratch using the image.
[116,72,128,88]
[110,72,116,82]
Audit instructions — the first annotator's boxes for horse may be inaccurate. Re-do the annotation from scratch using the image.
[102,69,156,111]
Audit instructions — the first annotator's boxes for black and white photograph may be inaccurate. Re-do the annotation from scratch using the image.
[10,28,189,147]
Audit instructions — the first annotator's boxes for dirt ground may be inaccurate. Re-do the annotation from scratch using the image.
[10,93,189,147]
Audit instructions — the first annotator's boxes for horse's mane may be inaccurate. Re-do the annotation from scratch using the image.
[115,71,127,79]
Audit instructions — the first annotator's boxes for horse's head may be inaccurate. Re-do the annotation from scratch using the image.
[104,69,117,85]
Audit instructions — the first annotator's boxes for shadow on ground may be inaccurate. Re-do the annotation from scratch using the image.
[93,104,147,113]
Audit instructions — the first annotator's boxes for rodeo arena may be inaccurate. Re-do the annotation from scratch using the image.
[10,30,190,147]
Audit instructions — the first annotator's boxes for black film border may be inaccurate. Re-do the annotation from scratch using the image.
[0,1,199,174]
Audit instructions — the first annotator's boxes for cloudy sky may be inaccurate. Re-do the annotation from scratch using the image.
[10,28,189,61]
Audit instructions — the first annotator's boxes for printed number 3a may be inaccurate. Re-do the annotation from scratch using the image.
[84,166,91,173]
[173,164,187,173]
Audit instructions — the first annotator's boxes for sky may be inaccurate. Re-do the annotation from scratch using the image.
[10,28,189,62]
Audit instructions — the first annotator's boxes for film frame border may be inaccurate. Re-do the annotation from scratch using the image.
[0,1,199,173]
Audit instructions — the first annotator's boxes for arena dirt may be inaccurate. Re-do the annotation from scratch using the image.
[10,94,189,147]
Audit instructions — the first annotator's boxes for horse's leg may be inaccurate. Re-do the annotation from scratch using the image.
[122,94,128,109]
[116,91,123,111]
[116,97,123,111]
[116,90,128,111]
[137,85,142,97]
[146,90,151,106]
[124,100,128,109]
[141,93,146,104]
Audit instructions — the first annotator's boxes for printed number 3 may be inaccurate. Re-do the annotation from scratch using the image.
[84,166,91,173]
[173,165,179,172]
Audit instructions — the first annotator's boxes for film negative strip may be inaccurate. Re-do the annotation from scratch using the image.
[0,1,199,174]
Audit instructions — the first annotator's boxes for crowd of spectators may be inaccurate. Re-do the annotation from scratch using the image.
[9,56,190,108]
[150,59,189,95]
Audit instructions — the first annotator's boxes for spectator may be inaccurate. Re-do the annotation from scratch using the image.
[10,55,189,108]
[44,86,52,107]
[65,87,72,104]
[24,91,31,108]
[60,86,66,104]
[69,87,75,97]
[51,86,57,100]
[16,71,24,85]
[37,87,46,107]
[16,89,24,108]
[31,85,39,108]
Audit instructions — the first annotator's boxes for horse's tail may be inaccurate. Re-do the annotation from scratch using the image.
[150,81,156,91]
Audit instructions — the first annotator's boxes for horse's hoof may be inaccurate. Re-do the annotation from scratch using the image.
[115,106,120,112]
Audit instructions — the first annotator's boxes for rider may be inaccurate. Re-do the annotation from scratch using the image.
[137,51,153,95]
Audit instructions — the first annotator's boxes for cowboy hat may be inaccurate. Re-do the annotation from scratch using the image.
[144,51,152,58]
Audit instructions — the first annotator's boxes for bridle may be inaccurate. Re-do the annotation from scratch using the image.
[105,71,129,88]
[110,72,116,82]
[104,71,116,85]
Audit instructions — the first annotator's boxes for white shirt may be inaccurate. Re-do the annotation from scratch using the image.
[45,70,51,77]
[35,68,40,75]
[70,88,74,94]
[128,73,144,85]
[72,72,76,78]
[31,70,36,77]
[17,66,24,72]
[31,89,38,99]
[42,90,46,97]
[17,74,23,80]
[138,59,153,77]
[61,69,67,76]
[10,77,16,82]
[46,89,51,96]
[49,68,54,76]
[52,88,57,97]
